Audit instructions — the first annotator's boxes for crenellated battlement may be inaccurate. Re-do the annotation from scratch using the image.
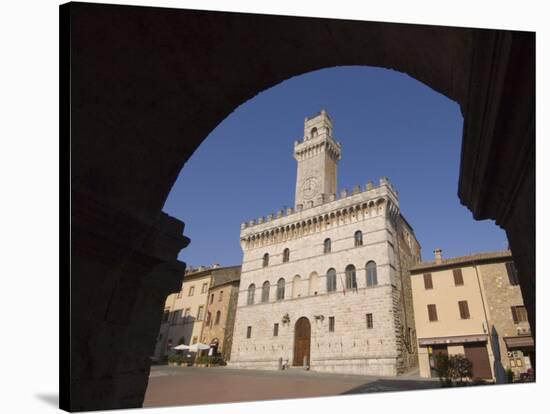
[240,177,400,250]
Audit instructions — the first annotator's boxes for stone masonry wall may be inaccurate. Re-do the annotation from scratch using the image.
[478,260,531,373]
[392,215,421,372]
[230,186,420,376]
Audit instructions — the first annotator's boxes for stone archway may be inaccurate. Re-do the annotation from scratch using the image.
[293,317,311,367]
[62,3,534,411]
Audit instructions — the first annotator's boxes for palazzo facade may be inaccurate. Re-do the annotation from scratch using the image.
[229,110,421,376]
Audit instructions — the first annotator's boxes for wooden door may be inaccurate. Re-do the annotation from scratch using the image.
[464,342,492,379]
[293,317,311,367]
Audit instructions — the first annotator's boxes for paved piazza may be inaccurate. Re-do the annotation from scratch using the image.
[143,365,440,408]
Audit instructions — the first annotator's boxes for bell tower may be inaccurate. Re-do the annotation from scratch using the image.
[294,109,341,208]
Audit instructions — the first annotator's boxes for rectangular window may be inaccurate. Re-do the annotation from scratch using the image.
[219,290,224,302]
[506,262,519,286]
[511,305,528,324]
[273,323,279,337]
[162,309,170,323]
[428,304,438,322]
[201,283,208,293]
[453,269,464,286]
[246,326,252,339]
[197,305,204,321]
[188,286,195,296]
[458,300,470,319]
[423,273,433,290]
[329,316,335,332]
[366,313,373,329]
[169,311,177,324]
[183,308,191,321]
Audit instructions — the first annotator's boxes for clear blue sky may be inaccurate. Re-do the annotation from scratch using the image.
[163,66,508,267]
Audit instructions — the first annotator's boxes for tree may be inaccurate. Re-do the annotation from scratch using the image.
[434,353,473,386]
[449,354,473,385]
[434,353,452,386]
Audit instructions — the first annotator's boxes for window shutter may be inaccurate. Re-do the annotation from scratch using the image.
[424,273,433,289]
[453,269,464,286]
[428,304,437,321]
[515,306,527,322]
[506,262,519,285]
[511,306,518,324]
[459,301,470,319]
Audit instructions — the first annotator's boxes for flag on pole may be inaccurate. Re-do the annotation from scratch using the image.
[339,274,346,296]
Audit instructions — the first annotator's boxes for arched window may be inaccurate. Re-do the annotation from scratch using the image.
[206,311,212,326]
[326,268,337,292]
[276,278,285,300]
[261,281,270,302]
[345,264,357,289]
[324,238,331,254]
[283,248,290,263]
[311,127,318,138]
[366,261,378,286]
[309,271,319,295]
[292,275,302,298]
[262,253,269,267]
[247,283,256,305]
[354,230,363,247]
[215,310,221,325]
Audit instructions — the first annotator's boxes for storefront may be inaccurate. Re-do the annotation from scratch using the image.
[419,334,492,380]
[503,335,534,379]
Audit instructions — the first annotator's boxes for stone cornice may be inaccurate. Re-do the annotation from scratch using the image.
[72,188,190,265]
[240,178,400,251]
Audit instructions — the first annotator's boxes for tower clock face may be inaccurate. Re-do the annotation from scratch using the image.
[301,177,319,200]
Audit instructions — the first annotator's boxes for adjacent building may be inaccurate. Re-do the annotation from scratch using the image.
[229,110,421,376]
[201,271,241,361]
[153,264,241,361]
[410,250,533,381]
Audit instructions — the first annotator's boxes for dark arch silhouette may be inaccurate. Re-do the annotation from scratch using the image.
[62,3,534,410]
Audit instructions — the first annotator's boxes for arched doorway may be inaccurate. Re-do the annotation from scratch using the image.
[293,317,311,367]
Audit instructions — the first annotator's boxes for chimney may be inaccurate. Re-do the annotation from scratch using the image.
[434,249,442,264]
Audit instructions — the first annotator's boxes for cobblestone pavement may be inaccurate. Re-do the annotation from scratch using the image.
[143,365,441,408]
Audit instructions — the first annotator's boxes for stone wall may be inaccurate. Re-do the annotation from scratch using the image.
[478,261,531,374]
[230,285,400,376]
[201,280,240,361]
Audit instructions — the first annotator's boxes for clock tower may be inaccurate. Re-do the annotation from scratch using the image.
[294,109,341,208]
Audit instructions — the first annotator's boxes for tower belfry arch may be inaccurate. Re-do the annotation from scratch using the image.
[294,109,341,208]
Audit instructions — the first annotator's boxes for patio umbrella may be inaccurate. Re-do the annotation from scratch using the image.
[188,343,210,352]
[172,344,190,350]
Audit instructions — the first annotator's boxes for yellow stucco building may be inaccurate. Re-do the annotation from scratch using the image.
[153,264,241,361]
[410,250,533,382]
